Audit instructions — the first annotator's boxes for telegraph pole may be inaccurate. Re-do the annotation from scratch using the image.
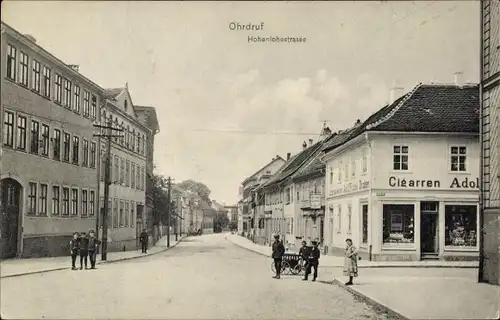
[93,117,123,261]
[166,176,173,248]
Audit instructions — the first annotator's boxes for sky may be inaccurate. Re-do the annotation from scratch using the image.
[2,1,479,205]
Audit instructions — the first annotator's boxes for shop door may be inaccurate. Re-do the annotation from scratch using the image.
[0,178,22,259]
[420,213,438,255]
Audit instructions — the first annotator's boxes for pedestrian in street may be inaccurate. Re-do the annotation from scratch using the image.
[88,230,101,269]
[298,240,309,269]
[79,232,90,270]
[271,234,285,279]
[303,240,320,281]
[343,238,358,286]
[69,232,80,270]
[140,229,149,254]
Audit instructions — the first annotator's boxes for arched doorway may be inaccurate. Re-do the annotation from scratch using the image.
[1,178,22,259]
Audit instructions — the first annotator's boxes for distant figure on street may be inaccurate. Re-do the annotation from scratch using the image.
[140,229,149,253]
[88,230,101,269]
[271,234,285,279]
[343,238,358,286]
[298,240,309,268]
[69,232,80,270]
[303,240,320,282]
[79,232,90,270]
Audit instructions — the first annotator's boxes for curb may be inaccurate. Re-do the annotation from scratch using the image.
[225,236,478,269]
[1,236,187,279]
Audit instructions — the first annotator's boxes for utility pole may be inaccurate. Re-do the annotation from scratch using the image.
[93,117,123,261]
[166,176,173,248]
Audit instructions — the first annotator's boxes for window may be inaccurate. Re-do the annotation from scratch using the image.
[131,163,136,188]
[393,145,409,171]
[54,74,62,103]
[31,60,41,92]
[337,165,342,183]
[445,205,477,247]
[142,167,145,191]
[63,132,70,162]
[53,129,61,160]
[120,201,124,226]
[72,136,79,164]
[126,160,130,186]
[132,129,136,151]
[39,184,48,215]
[42,66,51,98]
[73,85,80,113]
[114,155,119,183]
[383,204,414,244]
[82,139,89,166]
[347,204,352,233]
[28,182,37,215]
[81,190,88,217]
[113,199,118,227]
[362,204,368,244]
[361,147,368,173]
[329,167,333,185]
[83,90,90,117]
[91,94,97,119]
[138,135,142,153]
[19,51,29,86]
[3,111,14,147]
[62,187,70,216]
[71,188,78,216]
[89,191,95,216]
[131,201,135,226]
[142,134,145,155]
[63,78,72,108]
[351,159,356,176]
[30,120,40,154]
[52,186,60,215]
[7,44,17,80]
[120,158,125,184]
[16,115,27,150]
[337,205,342,232]
[125,201,129,226]
[41,124,49,156]
[450,146,467,172]
[136,166,140,190]
[90,142,96,168]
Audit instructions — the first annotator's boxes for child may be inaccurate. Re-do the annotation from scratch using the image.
[343,238,358,285]
[69,232,80,270]
[88,230,101,269]
[79,232,90,270]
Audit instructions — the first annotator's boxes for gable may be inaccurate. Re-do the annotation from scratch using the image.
[114,89,138,119]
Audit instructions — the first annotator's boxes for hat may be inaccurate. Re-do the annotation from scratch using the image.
[274,234,280,239]
[311,240,318,245]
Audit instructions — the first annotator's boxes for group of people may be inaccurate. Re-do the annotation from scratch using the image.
[271,234,359,285]
[69,230,101,270]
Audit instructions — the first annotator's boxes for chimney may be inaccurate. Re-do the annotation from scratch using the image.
[454,71,464,86]
[302,141,307,150]
[354,119,361,127]
[308,138,313,146]
[68,65,80,72]
[389,86,405,105]
[320,126,332,141]
[287,152,291,160]
[23,34,37,43]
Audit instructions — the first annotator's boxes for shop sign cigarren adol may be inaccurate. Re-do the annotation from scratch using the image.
[329,180,370,196]
[388,176,479,189]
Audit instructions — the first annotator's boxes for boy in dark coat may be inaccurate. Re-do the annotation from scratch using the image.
[298,240,309,268]
[87,230,101,269]
[79,232,90,270]
[69,232,80,270]
[303,240,320,281]
[271,234,285,279]
[139,229,148,253]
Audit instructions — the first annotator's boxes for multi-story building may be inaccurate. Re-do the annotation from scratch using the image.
[134,105,160,242]
[98,86,150,251]
[479,0,500,285]
[0,22,103,258]
[322,82,480,262]
[224,205,238,229]
[238,156,285,236]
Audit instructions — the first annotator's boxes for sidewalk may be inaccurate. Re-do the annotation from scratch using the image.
[1,234,186,278]
[226,234,479,268]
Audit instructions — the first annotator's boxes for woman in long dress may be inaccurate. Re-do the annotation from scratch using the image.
[343,238,358,285]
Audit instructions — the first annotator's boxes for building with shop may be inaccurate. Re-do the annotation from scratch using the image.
[479,0,500,284]
[99,86,150,252]
[0,22,103,258]
[322,82,480,261]
[134,106,160,243]
[238,156,285,236]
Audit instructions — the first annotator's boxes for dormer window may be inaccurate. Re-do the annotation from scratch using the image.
[124,99,128,111]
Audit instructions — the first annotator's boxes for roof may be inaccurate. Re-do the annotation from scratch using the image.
[135,105,160,133]
[242,156,285,185]
[104,88,124,100]
[323,83,480,153]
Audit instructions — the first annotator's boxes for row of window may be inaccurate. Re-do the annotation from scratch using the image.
[99,198,138,228]
[3,110,97,168]
[27,182,95,217]
[6,44,98,119]
[100,153,146,191]
[102,111,146,157]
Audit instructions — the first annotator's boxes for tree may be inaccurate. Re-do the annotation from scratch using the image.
[177,179,212,204]
[152,173,169,226]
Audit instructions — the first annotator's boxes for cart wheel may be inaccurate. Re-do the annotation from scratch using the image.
[281,261,291,275]
[291,264,301,275]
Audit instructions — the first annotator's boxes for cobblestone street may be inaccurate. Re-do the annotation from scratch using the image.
[1,234,395,320]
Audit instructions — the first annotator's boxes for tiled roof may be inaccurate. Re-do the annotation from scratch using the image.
[323,83,480,153]
[104,88,124,99]
[242,156,285,185]
[292,156,324,181]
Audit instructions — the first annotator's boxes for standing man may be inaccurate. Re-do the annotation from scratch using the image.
[79,232,90,270]
[69,232,80,271]
[139,229,149,254]
[271,234,285,279]
[303,240,320,282]
[298,240,309,269]
[88,230,101,269]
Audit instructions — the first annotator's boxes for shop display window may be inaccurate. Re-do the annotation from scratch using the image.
[383,204,414,244]
[444,205,477,247]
